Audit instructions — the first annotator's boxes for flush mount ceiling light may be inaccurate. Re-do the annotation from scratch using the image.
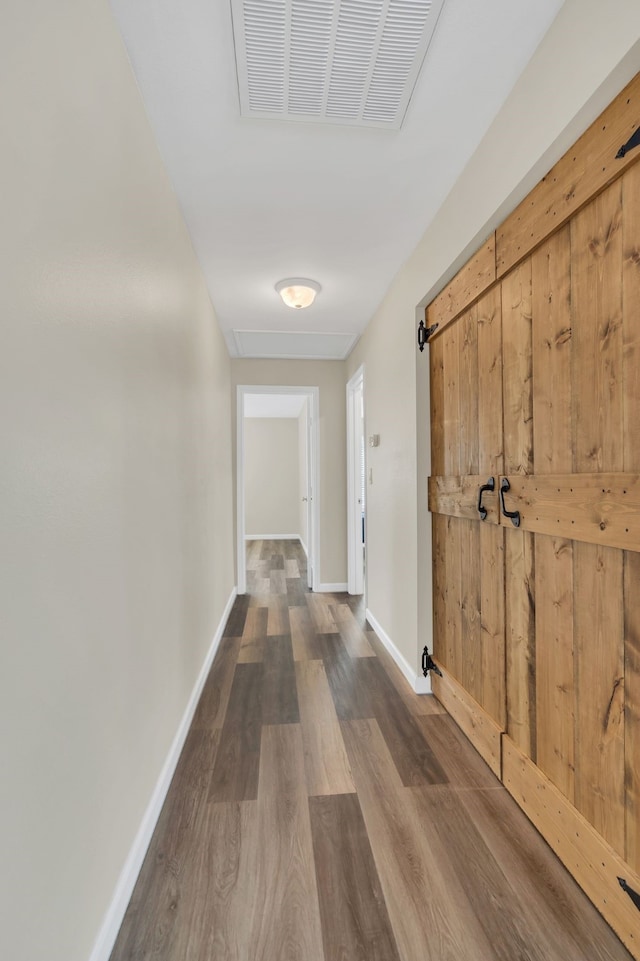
[275,278,321,309]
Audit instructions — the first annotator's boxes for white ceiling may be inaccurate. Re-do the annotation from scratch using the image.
[108,0,565,359]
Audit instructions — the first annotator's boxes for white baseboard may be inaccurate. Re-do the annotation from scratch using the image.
[299,537,308,556]
[88,585,238,961]
[365,607,432,696]
[245,533,301,540]
[316,582,348,593]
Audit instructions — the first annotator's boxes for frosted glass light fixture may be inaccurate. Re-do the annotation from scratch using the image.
[275,277,321,309]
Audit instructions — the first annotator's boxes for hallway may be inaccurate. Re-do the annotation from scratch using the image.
[110,539,632,961]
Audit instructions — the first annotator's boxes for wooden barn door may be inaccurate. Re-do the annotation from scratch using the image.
[428,163,640,953]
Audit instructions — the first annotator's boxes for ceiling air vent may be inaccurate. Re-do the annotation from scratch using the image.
[231,0,446,129]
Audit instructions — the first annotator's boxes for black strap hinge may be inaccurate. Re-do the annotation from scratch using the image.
[616,126,640,159]
[417,321,439,352]
[618,878,640,911]
[422,646,443,678]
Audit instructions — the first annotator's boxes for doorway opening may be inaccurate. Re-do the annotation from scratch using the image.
[237,385,319,594]
[347,366,365,596]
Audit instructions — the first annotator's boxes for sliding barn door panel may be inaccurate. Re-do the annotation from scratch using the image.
[428,72,640,956]
[430,291,505,731]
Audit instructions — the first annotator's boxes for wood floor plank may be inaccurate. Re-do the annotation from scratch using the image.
[250,724,325,961]
[331,603,375,657]
[295,659,356,796]
[267,594,290,636]
[209,663,263,802]
[182,800,259,961]
[262,635,299,725]
[459,786,634,961]
[411,784,557,961]
[290,605,320,660]
[246,538,262,570]
[238,606,268,663]
[416,714,501,791]
[191,635,241,730]
[269,568,287,595]
[286,576,307,606]
[342,718,496,961]
[306,593,338,633]
[309,793,401,961]
[223,592,250,637]
[170,728,221,799]
[285,558,300,577]
[249,588,272,606]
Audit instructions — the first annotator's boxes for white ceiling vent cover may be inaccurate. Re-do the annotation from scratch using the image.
[231,0,446,129]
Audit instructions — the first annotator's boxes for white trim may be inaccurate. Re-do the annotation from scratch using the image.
[237,385,320,594]
[299,537,308,556]
[245,533,301,540]
[88,585,237,961]
[346,365,365,596]
[316,582,348,593]
[366,607,432,696]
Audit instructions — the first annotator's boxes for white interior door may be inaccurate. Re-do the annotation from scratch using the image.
[347,368,365,595]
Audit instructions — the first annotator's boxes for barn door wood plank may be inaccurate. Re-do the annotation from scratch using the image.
[624,550,640,874]
[496,72,640,278]
[432,513,447,667]
[532,226,572,474]
[505,530,536,759]
[500,472,640,552]
[460,517,482,705]
[623,160,640,876]
[427,474,499,523]
[429,333,445,477]
[534,534,574,800]
[477,286,504,478]
[502,258,535,757]
[426,234,496,335]
[480,523,506,727]
[442,321,461,477]
[571,180,623,475]
[574,542,625,855]
[459,302,480,477]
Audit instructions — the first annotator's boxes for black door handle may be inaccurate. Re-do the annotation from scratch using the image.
[477,477,495,521]
[499,477,521,527]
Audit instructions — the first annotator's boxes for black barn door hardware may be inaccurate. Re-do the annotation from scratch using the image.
[417,319,439,352]
[477,477,495,520]
[618,877,640,910]
[616,127,640,159]
[499,477,521,527]
[422,647,443,678]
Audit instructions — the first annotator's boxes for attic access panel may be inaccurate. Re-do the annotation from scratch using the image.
[231,0,446,129]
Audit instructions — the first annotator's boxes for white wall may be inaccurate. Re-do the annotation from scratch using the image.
[244,418,300,536]
[0,3,235,960]
[298,399,309,551]
[347,0,640,673]
[232,359,347,587]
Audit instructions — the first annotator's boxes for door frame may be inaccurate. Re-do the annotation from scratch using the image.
[236,384,320,594]
[346,365,366,596]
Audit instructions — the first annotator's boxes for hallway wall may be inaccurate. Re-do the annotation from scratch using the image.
[0,3,235,960]
[244,417,300,536]
[347,0,640,678]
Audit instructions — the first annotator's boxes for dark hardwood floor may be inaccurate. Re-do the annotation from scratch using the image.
[110,539,632,961]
